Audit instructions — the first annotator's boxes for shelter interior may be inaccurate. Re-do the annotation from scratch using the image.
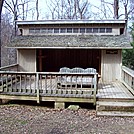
[36,49,101,74]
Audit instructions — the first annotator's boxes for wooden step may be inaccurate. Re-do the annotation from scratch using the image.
[97,111,134,117]
[96,101,134,116]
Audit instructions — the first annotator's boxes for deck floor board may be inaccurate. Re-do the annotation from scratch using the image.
[97,81,134,100]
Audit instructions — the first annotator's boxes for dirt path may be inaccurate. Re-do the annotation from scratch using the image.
[0,105,134,134]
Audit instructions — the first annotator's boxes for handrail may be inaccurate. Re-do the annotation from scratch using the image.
[0,71,97,75]
[0,64,19,71]
[122,66,134,94]
[122,66,134,78]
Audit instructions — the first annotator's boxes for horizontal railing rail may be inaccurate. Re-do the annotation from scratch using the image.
[122,66,134,94]
[0,64,19,71]
[0,71,98,105]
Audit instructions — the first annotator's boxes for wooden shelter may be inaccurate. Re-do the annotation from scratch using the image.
[0,20,133,111]
[9,20,131,82]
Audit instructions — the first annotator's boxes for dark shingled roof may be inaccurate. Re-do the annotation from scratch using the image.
[8,35,131,49]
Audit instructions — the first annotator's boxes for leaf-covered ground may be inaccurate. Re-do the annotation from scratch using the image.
[0,104,134,134]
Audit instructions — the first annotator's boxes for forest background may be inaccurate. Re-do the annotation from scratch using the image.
[0,0,134,69]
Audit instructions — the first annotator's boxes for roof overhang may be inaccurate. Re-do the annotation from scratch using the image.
[7,46,133,49]
[8,35,132,49]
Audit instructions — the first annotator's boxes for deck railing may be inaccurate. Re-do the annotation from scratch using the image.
[122,66,134,94]
[0,71,97,105]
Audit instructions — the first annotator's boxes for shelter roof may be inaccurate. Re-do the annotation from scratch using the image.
[8,35,132,49]
[17,19,126,26]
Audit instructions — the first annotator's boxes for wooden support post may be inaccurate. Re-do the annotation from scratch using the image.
[38,50,46,72]
[36,73,40,104]
[55,101,65,109]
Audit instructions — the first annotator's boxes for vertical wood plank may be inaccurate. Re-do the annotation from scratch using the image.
[5,74,8,92]
[1,74,4,92]
[29,75,32,92]
[93,74,97,105]
[10,74,13,92]
[19,75,22,93]
[24,75,27,92]
[36,73,40,103]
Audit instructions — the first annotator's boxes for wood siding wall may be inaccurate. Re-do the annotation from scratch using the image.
[101,50,122,82]
[17,49,36,72]
[17,49,122,82]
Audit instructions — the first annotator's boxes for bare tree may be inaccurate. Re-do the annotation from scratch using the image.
[76,0,89,19]
[1,0,35,66]
[1,13,16,66]
[4,0,18,35]
[118,0,134,33]
[114,0,119,19]
[130,0,134,20]
[19,0,31,20]
[46,0,58,19]
[4,0,34,35]
[90,0,114,19]
[91,0,134,21]
[46,0,91,20]
[0,0,4,67]
[0,0,4,14]
[36,0,39,20]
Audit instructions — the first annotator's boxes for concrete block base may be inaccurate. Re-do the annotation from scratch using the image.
[55,102,65,109]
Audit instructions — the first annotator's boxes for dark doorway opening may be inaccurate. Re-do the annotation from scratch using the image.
[37,49,101,74]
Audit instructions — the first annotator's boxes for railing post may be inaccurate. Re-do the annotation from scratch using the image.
[36,73,40,103]
[93,73,97,105]
[132,77,134,89]
[0,74,3,92]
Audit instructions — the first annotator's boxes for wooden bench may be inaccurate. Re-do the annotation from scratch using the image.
[57,67,98,89]
[57,67,98,105]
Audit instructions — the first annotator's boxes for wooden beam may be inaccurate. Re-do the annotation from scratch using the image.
[0,95,94,103]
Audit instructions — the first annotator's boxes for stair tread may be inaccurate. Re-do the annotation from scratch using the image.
[97,101,134,107]
[97,111,134,117]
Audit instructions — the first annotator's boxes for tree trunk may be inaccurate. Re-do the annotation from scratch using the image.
[0,0,4,67]
[36,0,39,20]
[124,4,128,35]
[114,0,119,19]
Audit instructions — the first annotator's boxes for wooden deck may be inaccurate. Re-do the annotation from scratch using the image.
[0,65,133,114]
[97,81,134,101]
[0,72,97,106]
[0,79,133,101]
[7,80,134,100]
[0,68,133,109]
